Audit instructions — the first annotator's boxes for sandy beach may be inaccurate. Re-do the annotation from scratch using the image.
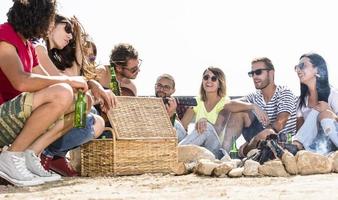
[1,173,338,200]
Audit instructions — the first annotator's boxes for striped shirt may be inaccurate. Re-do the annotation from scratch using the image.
[243,85,297,141]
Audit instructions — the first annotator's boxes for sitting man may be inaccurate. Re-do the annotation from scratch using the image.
[222,57,297,157]
[0,0,88,186]
[97,43,141,96]
[155,74,187,142]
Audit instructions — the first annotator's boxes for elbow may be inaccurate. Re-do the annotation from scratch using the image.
[13,81,28,92]
[12,73,30,92]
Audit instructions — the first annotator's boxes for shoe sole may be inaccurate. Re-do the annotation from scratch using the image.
[34,175,62,182]
[0,171,44,187]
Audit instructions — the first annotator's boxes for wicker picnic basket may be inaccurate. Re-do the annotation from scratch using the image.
[80,96,178,176]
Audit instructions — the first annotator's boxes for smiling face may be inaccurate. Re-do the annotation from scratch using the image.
[117,58,141,79]
[155,77,175,97]
[251,61,272,89]
[295,57,317,85]
[202,70,219,94]
[48,21,73,49]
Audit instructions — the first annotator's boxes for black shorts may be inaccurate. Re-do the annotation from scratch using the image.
[242,115,264,143]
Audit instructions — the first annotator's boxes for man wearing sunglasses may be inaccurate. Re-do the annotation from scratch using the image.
[222,57,297,157]
[109,43,141,96]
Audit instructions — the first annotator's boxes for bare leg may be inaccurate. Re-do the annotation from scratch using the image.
[222,111,253,152]
[92,114,105,138]
[9,83,73,152]
[214,109,231,138]
[29,112,74,155]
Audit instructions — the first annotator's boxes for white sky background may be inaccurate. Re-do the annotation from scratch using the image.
[1,0,338,96]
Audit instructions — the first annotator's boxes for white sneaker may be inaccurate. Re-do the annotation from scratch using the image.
[0,150,44,186]
[24,150,62,182]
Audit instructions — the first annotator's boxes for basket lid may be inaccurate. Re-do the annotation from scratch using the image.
[106,96,176,139]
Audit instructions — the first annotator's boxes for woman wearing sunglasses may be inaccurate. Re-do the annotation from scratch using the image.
[292,53,338,154]
[179,67,230,159]
[32,14,116,176]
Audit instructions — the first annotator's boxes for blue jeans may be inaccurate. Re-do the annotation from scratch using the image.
[179,123,223,159]
[43,113,95,157]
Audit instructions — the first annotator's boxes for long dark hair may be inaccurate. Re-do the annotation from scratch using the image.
[47,15,96,79]
[47,14,76,71]
[298,53,330,109]
[7,0,56,39]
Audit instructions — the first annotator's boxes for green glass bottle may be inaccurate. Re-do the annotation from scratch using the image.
[229,136,239,159]
[287,132,292,144]
[170,114,176,126]
[74,91,87,128]
[109,65,121,96]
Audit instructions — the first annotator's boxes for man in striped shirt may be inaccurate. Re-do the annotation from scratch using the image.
[222,57,297,157]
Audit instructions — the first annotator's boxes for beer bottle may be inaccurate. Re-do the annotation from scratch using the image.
[287,132,292,144]
[170,114,176,126]
[229,136,239,159]
[74,91,87,128]
[109,65,121,96]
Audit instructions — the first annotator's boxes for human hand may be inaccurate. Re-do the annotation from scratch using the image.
[164,97,177,117]
[89,80,117,112]
[67,76,88,92]
[253,104,270,126]
[254,128,275,142]
[314,101,330,112]
[195,118,208,134]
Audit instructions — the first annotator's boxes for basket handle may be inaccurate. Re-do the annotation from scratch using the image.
[102,127,117,175]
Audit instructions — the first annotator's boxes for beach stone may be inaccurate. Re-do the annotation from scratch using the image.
[173,161,197,175]
[195,159,220,176]
[281,150,298,175]
[243,160,260,177]
[228,167,244,177]
[178,145,215,163]
[258,160,289,177]
[296,150,332,175]
[212,162,233,177]
[328,151,338,173]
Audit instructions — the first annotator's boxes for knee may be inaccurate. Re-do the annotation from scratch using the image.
[319,110,337,121]
[93,114,105,138]
[51,83,74,107]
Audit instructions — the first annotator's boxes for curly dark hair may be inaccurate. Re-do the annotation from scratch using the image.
[7,0,56,39]
[109,43,138,68]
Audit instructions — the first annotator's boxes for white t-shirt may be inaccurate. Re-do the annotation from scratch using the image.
[297,87,338,119]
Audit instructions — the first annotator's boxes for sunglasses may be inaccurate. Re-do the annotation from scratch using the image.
[248,68,271,77]
[60,21,73,34]
[203,74,217,82]
[113,59,143,74]
[294,63,305,71]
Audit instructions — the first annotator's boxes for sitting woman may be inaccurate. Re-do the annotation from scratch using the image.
[293,53,338,155]
[33,14,114,176]
[179,67,230,159]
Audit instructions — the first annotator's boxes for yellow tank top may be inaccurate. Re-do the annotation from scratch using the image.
[193,96,230,124]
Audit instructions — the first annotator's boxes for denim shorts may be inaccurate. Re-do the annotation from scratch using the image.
[242,116,264,143]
